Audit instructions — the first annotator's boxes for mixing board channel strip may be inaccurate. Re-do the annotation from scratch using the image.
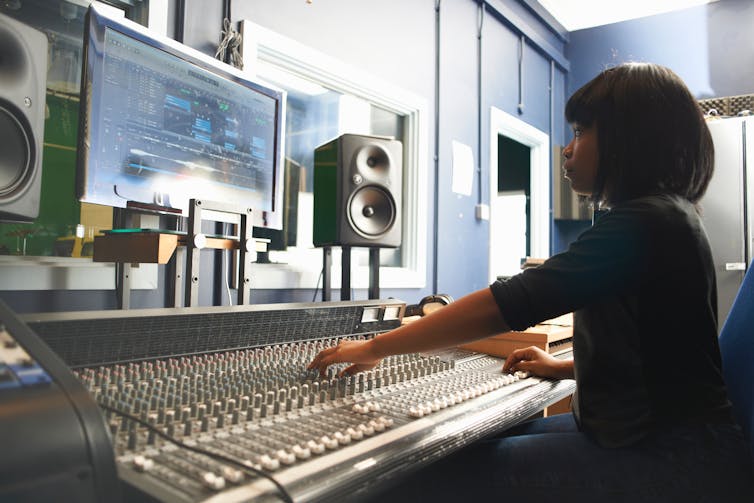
[224,378,575,503]
[77,345,574,502]
[20,301,576,502]
[23,300,404,368]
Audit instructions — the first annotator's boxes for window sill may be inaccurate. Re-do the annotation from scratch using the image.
[0,256,157,291]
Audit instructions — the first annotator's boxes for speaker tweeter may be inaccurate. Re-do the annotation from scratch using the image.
[0,12,47,222]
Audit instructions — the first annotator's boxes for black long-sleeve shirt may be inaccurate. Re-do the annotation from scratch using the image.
[490,193,733,447]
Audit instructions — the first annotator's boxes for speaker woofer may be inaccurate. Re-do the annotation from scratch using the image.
[348,185,395,238]
[0,102,34,198]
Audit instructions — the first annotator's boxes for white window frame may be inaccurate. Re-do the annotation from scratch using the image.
[241,21,428,290]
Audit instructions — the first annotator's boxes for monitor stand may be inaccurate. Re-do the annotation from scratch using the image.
[103,200,254,309]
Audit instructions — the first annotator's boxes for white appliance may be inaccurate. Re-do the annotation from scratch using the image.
[702,116,754,328]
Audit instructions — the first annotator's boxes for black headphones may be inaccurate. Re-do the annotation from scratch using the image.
[405,294,454,317]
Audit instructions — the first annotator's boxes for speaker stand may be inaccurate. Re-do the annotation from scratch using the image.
[321,247,381,301]
[368,248,380,300]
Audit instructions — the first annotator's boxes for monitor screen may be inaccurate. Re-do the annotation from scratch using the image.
[77,4,286,229]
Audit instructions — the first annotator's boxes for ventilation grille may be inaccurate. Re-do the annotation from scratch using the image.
[699,94,754,117]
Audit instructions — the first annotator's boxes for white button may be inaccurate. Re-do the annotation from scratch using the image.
[275,449,296,465]
[307,439,325,454]
[222,467,244,483]
[334,431,352,445]
[259,454,280,471]
[321,435,338,449]
[370,419,386,432]
[292,444,311,460]
[133,455,154,472]
[201,472,226,490]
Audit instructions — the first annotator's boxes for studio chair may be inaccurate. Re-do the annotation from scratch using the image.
[718,265,754,455]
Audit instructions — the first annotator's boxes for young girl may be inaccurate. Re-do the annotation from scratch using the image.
[309,63,753,501]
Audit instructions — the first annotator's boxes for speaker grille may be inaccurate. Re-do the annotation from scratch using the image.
[0,103,33,198]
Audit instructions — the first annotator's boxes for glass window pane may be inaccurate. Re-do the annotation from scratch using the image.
[258,66,407,268]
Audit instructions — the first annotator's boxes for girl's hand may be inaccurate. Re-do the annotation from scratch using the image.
[502,346,574,379]
[308,339,383,377]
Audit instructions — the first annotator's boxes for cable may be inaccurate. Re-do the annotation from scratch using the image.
[216,18,243,69]
[100,403,294,503]
[312,267,323,302]
[224,223,233,306]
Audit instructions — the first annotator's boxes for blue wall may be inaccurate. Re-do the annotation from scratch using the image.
[566,0,754,99]
[436,0,568,297]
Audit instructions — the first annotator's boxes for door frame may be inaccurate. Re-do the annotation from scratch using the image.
[489,107,550,283]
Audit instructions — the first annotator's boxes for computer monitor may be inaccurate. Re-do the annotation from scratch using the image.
[253,157,301,261]
[77,4,286,229]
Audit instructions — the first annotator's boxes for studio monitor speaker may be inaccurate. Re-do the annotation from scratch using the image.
[314,134,402,248]
[0,12,47,222]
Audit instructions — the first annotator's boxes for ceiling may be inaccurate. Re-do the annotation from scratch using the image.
[536,0,718,31]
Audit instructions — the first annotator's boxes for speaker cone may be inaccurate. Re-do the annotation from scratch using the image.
[0,102,34,198]
[348,186,395,238]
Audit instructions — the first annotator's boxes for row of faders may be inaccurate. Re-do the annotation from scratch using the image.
[74,336,531,501]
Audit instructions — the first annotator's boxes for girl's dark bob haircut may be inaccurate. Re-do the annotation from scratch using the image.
[565,62,714,207]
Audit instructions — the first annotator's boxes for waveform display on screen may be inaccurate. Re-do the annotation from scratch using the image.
[78,9,284,224]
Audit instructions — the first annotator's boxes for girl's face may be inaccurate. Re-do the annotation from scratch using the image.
[563,123,599,196]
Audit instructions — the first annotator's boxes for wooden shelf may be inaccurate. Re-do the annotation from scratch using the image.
[93,232,268,265]
[93,233,179,264]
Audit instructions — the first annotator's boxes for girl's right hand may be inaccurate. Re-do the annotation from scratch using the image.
[308,339,383,377]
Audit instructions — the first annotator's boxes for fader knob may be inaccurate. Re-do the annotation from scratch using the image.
[291,444,311,460]
[333,430,351,445]
[306,439,325,454]
[133,455,154,472]
[200,472,226,490]
[258,454,280,471]
[274,449,296,465]
[221,466,244,483]
[320,435,338,450]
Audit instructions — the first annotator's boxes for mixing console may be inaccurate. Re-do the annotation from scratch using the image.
[20,300,575,502]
